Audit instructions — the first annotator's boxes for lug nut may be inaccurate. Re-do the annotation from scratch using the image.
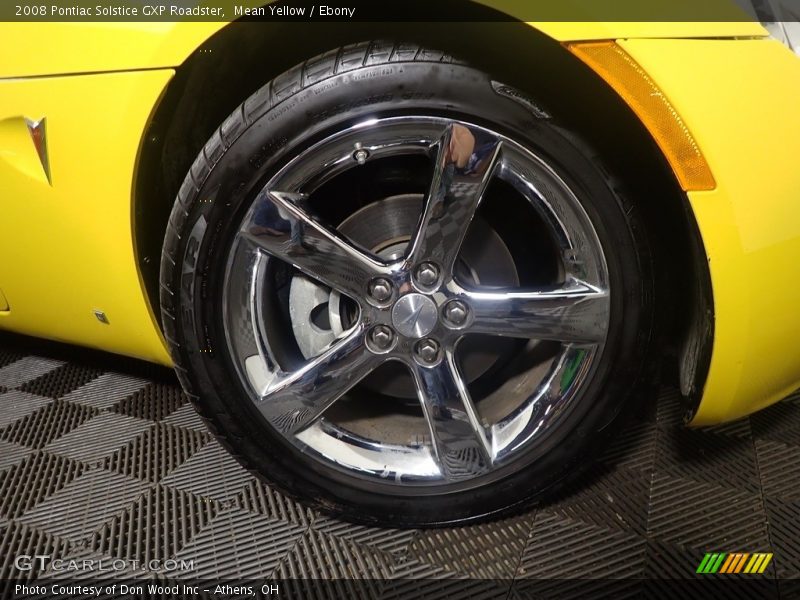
[353,148,369,164]
[369,325,395,351]
[368,277,393,302]
[414,262,440,287]
[443,300,469,327]
[415,338,441,364]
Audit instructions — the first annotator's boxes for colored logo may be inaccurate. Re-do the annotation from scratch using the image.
[696,552,772,574]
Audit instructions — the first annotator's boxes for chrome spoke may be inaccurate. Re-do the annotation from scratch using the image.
[411,352,492,480]
[256,326,381,434]
[242,190,387,300]
[462,279,610,344]
[407,123,502,274]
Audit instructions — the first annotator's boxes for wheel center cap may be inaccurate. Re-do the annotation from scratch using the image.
[391,293,438,338]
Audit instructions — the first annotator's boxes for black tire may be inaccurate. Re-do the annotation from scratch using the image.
[160,41,655,527]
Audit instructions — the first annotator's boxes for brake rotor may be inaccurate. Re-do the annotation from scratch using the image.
[289,193,519,398]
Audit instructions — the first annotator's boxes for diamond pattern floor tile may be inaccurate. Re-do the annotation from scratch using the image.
[16,469,149,543]
[0,334,798,590]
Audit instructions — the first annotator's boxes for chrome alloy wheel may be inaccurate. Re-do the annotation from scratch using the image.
[222,116,610,489]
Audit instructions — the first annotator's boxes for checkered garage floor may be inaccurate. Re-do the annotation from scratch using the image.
[2,333,800,597]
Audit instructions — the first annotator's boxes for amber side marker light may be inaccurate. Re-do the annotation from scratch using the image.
[567,41,716,192]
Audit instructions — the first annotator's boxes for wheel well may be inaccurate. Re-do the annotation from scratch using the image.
[134,7,712,396]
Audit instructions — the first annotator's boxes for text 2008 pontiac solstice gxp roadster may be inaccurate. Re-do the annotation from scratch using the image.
[1,2,799,525]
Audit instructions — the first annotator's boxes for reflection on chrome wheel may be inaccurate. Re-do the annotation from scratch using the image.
[163,42,653,525]
[223,117,610,487]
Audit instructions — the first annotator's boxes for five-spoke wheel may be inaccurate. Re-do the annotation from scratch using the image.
[224,118,610,485]
[164,42,652,524]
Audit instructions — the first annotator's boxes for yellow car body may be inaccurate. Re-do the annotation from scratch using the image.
[1,11,799,426]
